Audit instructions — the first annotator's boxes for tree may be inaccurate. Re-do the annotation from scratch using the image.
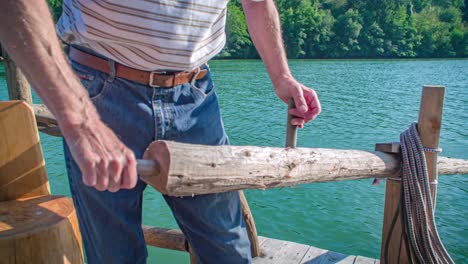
[222,1,252,58]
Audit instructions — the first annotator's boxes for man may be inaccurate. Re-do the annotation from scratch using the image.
[0,0,321,263]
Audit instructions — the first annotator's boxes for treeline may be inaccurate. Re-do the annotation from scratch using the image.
[222,0,467,58]
[46,0,467,59]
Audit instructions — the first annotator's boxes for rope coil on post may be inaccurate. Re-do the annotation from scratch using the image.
[399,123,454,264]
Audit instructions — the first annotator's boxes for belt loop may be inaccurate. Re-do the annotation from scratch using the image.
[190,67,201,87]
[107,59,116,82]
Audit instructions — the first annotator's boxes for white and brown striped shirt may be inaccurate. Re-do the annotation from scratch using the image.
[57,0,229,71]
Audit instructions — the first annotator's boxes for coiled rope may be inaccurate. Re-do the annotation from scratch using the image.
[399,123,454,264]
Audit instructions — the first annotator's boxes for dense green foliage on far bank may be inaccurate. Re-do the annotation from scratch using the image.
[46,0,467,59]
[224,0,467,59]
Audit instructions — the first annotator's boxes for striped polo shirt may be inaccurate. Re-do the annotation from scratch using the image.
[57,0,229,71]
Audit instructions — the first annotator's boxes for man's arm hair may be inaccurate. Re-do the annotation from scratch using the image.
[0,0,138,192]
[241,0,292,86]
[0,0,97,129]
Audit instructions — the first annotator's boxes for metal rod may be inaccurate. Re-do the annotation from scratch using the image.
[285,98,298,148]
[137,159,159,177]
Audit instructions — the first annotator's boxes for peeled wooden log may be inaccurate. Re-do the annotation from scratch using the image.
[140,141,468,197]
[0,195,83,263]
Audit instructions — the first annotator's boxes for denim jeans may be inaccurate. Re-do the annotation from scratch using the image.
[64,59,252,263]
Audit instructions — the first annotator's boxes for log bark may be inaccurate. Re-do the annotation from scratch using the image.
[0,196,83,264]
[142,226,188,251]
[142,226,198,262]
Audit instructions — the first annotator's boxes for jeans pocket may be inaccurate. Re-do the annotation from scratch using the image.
[190,70,215,98]
[71,61,111,101]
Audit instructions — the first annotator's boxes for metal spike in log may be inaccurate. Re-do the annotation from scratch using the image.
[139,140,468,197]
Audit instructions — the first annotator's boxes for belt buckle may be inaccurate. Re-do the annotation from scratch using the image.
[149,71,166,88]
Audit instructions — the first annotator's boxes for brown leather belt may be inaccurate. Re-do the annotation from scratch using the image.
[68,47,207,88]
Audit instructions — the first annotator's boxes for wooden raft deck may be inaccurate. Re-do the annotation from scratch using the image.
[253,236,379,264]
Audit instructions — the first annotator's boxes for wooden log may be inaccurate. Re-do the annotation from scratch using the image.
[0,195,84,263]
[141,140,401,196]
[1,48,32,104]
[239,191,261,257]
[140,140,467,197]
[380,85,445,264]
[142,226,188,251]
[0,101,50,201]
[141,226,198,262]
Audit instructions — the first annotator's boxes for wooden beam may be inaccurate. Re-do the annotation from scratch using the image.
[138,138,465,196]
[142,226,198,262]
[417,85,445,204]
[142,226,188,252]
[140,140,401,196]
[380,85,445,264]
[1,48,32,104]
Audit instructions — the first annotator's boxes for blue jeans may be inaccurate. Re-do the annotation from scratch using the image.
[64,60,252,263]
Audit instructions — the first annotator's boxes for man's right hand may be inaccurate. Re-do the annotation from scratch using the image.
[62,117,138,192]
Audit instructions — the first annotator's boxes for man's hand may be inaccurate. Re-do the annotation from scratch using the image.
[273,76,321,128]
[62,117,138,192]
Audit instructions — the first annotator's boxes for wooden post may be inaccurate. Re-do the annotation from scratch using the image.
[380,85,445,263]
[1,47,32,103]
[0,196,84,264]
[417,85,445,204]
[239,191,261,257]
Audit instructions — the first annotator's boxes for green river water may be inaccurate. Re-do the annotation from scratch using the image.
[1,59,467,263]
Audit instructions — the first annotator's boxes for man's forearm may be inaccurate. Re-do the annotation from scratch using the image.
[0,0,98,131]
[242,0,292,85]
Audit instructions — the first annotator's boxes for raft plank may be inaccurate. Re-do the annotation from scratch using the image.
[355,256,379,264]
[300,246,356,263]
[253,236,378,264]
[254,237,310,264]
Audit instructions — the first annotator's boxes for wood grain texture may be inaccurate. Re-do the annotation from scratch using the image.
[142,226,188,252]
[253,237,310,264]
[141,140,401,196]
[141,140,467,196]
[0,101,50,201]
[380,179,409,264]
[417,85,444,203]
[300,246,355,264]
[380,86,445,264]
[0,195,83,263]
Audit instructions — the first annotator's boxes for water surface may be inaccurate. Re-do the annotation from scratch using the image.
[1,59,466,263]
